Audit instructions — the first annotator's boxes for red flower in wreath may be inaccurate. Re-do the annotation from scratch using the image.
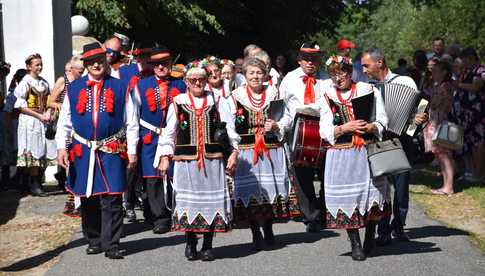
[104,88,114,113]
[69,144,83,162]
[145,88,157,112]
[143,132,153,144]
[76,89,88,114]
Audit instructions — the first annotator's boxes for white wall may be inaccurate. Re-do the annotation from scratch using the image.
[2,0,71,87]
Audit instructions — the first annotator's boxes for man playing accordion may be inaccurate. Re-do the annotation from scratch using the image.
[361,47,428,246]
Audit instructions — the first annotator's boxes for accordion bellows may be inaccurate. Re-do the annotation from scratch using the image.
[377,83,421,136]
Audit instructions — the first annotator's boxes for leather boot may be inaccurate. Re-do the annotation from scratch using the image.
[29,176,47,197]
[201,232,215,261]
[185,232,198,261]
[262,219,275,245]
[250,221,264,251]
[363,221,376,255]
[347,229,366,261]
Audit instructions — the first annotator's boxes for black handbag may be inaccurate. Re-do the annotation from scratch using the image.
[45,121,57,140]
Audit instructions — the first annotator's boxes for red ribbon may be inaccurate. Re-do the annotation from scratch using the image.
[302,75,316,104]
[252,111,271,164]
[336,83,364,149]
[188,93,208,170]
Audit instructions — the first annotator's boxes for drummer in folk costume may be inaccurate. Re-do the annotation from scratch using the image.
[133,46,185,234]
[319,56,390,261]
[278,42,327,232]
[56,43,139,259]
[227,57,300,250]
[119,41,153,222]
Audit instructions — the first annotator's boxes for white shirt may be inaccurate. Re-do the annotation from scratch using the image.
[234,68,281,88]
[319,80,388,145]
[278,67,327,136]
[14,74,50,109]
[55,75,140,154]
[154,92,240,165]
[384,69,418,89]
[205,79,232,98]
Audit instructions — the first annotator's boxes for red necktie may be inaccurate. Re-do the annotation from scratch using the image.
[302,75,316,104]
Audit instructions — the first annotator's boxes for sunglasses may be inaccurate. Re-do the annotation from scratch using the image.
[150,60,171,67]
[84,57,106,66]
[187,77,206,85]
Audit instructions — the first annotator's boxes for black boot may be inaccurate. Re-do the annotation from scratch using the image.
[263,219,275,245]
[347,229,366,261]
[250,221,264,251]
[185,232,198,261]
[363,221,376,255]
[29,176,47,197]
[201,232,215,261]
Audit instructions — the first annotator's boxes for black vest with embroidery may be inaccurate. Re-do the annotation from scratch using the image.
[234,101,280,148]
[173,103,224,160]
[327,98,373,145]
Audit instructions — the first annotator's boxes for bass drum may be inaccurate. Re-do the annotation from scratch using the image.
[289,113,328,168]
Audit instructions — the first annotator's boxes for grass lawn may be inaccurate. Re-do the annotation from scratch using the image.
[410,168,485,253]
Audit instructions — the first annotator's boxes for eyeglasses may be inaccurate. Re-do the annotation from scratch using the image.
[330,72,348,80]
[187,77,206,85]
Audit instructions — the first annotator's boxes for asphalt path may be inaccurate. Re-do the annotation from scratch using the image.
[47,202,485,276]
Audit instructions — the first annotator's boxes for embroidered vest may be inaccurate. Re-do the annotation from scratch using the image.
[27,85,49,113]
[173,103,224,160]
[327,98,373,147]
[234,101,280,149]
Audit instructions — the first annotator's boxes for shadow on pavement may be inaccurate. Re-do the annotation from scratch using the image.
[0,237,87,272]
[121,220,153,237]
[216,230,339,259]
[0,190,21,225]
[122,235,186,256]
[407,225,469,239]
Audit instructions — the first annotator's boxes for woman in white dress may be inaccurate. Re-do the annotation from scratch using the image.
[14,53,56,196]
[157,65,239,261]
[319,56,390,261]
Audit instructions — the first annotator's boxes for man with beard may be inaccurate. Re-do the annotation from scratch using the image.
[104,36,123,79]
[278,42,327,232]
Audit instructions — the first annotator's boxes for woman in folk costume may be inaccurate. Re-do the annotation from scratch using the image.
[203,56,232,98]
[227,57,299,250]
[14,53,57,197]
[156,64,239,261]
[221,59,237,91]
[319,56,391,261]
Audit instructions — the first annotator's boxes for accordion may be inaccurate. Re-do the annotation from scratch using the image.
[377,82,421,136]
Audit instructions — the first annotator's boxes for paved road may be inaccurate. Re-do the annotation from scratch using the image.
[47,202,485,276]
